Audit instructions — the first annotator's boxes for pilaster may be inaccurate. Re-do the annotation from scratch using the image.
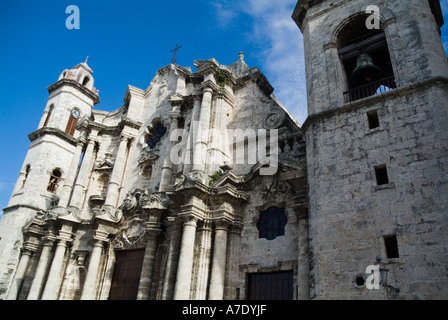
[208,220,230,300]
[173,216,199,300]
[27,233,57,300]
[41,225,73,300]
[193,220,212,300]
[161,217,183,300]
[6,246,35,300]
[192,86,214,178]
[80,229,109,300]
[69,134,98,209]
[103,134,132,209]
[58,133,88,208]
[136,227,161,300]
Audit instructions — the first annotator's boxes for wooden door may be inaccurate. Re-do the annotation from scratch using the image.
[247,271,294,300]
[108,249,145,300]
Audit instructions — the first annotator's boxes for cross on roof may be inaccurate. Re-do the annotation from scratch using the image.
[170,44,182,65]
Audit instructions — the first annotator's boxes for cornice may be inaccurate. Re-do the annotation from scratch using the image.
[47,79,100,105]
[236,67,274,96]
[292,0,326,32]
[301,76,448,132]
[166,173,249,203]
[194,59,221,76]
[28,127,77,146]
[83,116,142,135]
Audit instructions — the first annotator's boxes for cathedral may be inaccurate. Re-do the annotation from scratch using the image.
[0,0,447,300]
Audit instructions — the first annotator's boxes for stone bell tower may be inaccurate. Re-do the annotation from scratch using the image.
[0,59,99,299]
[293,0,448,299]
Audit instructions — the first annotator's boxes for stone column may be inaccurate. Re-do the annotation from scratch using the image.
[80,230,109,300]
[69,137,97,209]
[193,221,212,300]
[192,87,213,173]
[183,93,202,173]
[137,229,161,300]
[6,248,34,300]
[58,137,87,208]
[27,235,56,300]
[173,216,198,300]
[41,226,73,300]
[104,134,130,208]
[161,217,182,300]
[208,221,229,300]
[224,225,242,299]
[297,216,310,300]
[159,113,179,192]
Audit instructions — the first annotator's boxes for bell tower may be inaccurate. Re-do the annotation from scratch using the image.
[293,0,448,299]
[0,60,99,299]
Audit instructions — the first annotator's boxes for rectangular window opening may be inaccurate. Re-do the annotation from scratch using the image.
[367,109,380,129]
[374,164,389,186]
[384,234,399,258]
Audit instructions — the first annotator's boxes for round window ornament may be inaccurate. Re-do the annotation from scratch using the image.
[265,106,285,129]
[354,273,366,289]
[71,109,80,119]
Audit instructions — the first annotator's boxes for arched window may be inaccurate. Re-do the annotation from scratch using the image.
[82,76,90,86]
[44,105,54,127]
[145,121,167,149]
[47,168,62,193]
[65,109,80,136]
[338,13,396,102]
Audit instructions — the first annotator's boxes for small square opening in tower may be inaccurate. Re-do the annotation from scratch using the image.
[367,109,380,129]
[374,164,389,185]
[384,234,399,258]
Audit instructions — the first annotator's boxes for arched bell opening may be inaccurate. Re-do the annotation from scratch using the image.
[337,13,396,102]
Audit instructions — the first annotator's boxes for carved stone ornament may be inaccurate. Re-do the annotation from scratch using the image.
[123,218,145,245]
[118,189,144,217]
[140,192,171,211]
[94,152,114,171]
[137,148,159,167]
[265,106,286,129]
[96,205,122,223]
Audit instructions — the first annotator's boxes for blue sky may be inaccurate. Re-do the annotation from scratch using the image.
[0,0,447,215]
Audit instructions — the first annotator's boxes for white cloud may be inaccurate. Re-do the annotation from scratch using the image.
[248,3,307,124]
[0,181,10,191]
[211,0,241,30]
[211,0,308,124]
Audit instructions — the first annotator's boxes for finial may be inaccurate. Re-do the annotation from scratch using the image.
[239,52,244,60]
[85,56,89,63]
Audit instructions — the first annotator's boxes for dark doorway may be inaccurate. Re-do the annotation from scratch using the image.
[247,271,294,300]
[108,249,145,300]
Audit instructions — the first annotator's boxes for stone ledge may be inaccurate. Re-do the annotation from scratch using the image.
[47,78,100,105]
[292,0,326,31]
[28,127,77,146]
[372,182,396,192]
[302,76,448,133]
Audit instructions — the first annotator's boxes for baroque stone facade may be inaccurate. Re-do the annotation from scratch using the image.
[0,53,307,300]
[0,0,447,300]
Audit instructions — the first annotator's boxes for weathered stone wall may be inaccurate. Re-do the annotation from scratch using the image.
[234,173,300,299]
[300,0,448,116]
[295,0,448,299]
[305,84,448,299]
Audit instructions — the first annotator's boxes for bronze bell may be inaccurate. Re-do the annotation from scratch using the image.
[350,53,384,86]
